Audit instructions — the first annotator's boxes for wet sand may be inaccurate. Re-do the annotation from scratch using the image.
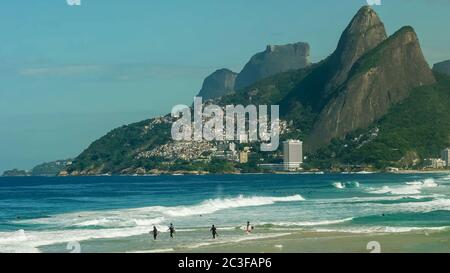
[180,230,450,253]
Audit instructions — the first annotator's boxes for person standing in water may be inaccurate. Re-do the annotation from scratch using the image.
[246,221,254,233]
[151,226,158,240]
[168,223,176,238]
[210,225,218,239]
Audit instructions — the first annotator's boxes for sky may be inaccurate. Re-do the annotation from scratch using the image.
[1,0,450,173]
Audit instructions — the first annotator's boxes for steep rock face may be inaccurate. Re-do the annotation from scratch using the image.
[324,6,388,97]
[234,42,310,91]
[197,69,238,100]
[306,27,436,151]
[284,6,387,111]
[433,60,450,75]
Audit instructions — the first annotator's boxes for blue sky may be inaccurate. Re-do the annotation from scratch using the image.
[1,0,450,172]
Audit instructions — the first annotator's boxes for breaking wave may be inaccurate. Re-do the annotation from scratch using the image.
[332,181,360,189]
[158,194,305,217]
[368,178,438,195]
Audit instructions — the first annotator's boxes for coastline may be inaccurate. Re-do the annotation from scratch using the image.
[2,169,450,178]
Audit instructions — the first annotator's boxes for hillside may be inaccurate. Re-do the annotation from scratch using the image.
[307,73,450,170]
[433,60,450,75]
[198,69,238,100]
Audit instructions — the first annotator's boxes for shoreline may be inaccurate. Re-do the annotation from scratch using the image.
[2,170,450,178]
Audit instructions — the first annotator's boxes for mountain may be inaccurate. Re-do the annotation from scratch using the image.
[306,26,436,151]
[282,6,387,112]
[433,60,450,75]
[234,42,310,91]
[2,169,30,177]
[198,42,311,101]
[308,72,450,170]
[31,159,73,176]
[66,6,447,175]
[197,69,238,100]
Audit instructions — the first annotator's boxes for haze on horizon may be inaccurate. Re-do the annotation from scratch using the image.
[1,0,450,173]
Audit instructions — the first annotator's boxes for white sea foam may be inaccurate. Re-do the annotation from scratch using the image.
[315,195,435,205]
[258,218,354,227]
[390,198,450,213]
[186,233,291,250]
[158,194,305,217]
[0,226,154,253]
[332,181,360,189]
[314,226,449,234]
[368,178,438,195]
[332,182,345,189]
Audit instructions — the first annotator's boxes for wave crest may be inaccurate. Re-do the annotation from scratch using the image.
[332,181,360,189]
[161,194,305,217]
[368,178,438,195]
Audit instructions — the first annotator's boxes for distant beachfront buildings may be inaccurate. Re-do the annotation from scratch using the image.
[257,139,303,172]
[283,140,303,171]
[424,148,450,169]
[239,151,249,164]
[442,148,450,167]
[426,158,447,169]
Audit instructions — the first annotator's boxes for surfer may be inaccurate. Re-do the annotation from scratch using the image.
[246,221,254,233]
[151,226,158,240]
[168,223,176,238]
[210,225,218,239]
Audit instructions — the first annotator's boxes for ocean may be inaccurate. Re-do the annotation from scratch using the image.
[1,173,450,253]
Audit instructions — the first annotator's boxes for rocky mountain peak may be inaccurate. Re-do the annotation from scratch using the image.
[324,6,387,96]
[306,25,435,152]
[433,60,450,75]
[197,68,238,100]
[234,42,310,91]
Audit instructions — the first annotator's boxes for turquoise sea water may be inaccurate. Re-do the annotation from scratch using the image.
[1,173,450,253]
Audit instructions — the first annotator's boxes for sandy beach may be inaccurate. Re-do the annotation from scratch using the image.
[180,230,450,253]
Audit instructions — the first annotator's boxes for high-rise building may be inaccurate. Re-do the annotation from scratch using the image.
[229,142,236,152]
[239,151,249,164]
[442,148,450,167]
[283,140,303,171]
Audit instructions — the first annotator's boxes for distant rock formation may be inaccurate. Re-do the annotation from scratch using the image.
[306,25,435,151]
[197,69,238,100]
[433,60,450,75]
[283,5,388,112]
[2,169,30,177]
[234,42,310,91]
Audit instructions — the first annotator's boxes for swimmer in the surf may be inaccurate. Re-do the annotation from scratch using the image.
[151,226,158,240]
[168,223,175,238]
[210,225,218,239]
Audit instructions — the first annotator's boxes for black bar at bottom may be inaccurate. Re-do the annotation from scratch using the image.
[0,253,445,272]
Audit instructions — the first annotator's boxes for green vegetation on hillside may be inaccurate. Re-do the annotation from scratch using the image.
[68,120,172,174]
[307,73,450,170]
[219,65,318,139]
